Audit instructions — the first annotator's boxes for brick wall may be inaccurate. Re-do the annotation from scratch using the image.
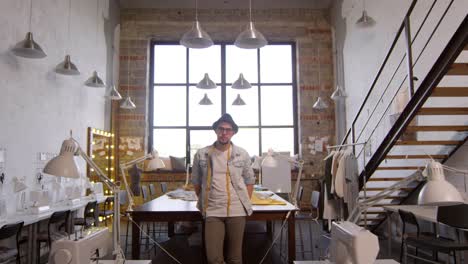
[114,8,335,204]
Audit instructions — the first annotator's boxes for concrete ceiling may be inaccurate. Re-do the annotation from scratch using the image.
[119,0,333,10]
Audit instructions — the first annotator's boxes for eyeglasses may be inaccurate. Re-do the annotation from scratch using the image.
[216,127,234,133]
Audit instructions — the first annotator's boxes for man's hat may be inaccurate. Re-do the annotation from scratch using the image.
[212,113,238,133]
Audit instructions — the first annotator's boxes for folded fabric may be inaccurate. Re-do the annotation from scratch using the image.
[251,192,286,205]
[166,189,198,201]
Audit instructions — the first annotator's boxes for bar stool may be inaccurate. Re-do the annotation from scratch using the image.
[0,221,24,264]
[37,210,70,264]
[74,201,98,229]
[99,197,114,226]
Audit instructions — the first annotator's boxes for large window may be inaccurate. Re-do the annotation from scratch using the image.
[149,42,297,163]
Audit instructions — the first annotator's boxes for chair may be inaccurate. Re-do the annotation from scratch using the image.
[37,210,70,264]
[310,191,320,223]
[74,201,98,229]
[149,183,157,198]
[141,185,150,202]
[119,191,131,256]
[98,197,114,226]
[160,182,168,194]
[400,208,465,264]
[0,221,24,264]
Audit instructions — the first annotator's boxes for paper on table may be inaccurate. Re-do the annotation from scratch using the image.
[251,192,286,205]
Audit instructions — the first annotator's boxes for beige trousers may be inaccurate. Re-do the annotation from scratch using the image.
[204,216,246,264]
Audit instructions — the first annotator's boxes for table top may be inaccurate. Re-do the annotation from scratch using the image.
[382,205,438,223]
[132,191,297,213]
[98,260,151,264]
[0,195,110,228]
[294,260,399,264]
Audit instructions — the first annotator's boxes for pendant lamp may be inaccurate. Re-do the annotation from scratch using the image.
[105,85,122,100]
[231,73,252,89]
[199,93,213,105]
[232,94,246,106]
[235,0,267,49]
[356,0,376,28]
[55,0,80,75]
[12,0,46,58]
[121,32,136,110]
[312,46,328,110]
[331,86,347,100]
[85,0,105,87]
[180,0,213,49]
[197,73,217,89]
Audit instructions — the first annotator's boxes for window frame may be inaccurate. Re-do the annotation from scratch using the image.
[148,41,298,163]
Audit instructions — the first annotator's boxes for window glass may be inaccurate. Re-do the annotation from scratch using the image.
[261,128,294,155]
[153,86,186,126]
[260,45,292,83]
[226,45,258,84]
[153,45,186,83]
[153,129,186,157]
[189,130,216,162]
[226,86,259,126]
[261,86,294,126]
[189,86,221,126]
[233,128,259,157]
[189,46,222,84]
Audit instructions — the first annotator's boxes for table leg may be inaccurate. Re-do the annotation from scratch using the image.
[266,220,272,239]
[288,213,296,264]
[28,224,35,264]
[387,210,392,258]
[132,219,140,259]
[168,221,175,237]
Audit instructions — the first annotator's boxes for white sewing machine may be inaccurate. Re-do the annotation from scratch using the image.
[49,227,112,264]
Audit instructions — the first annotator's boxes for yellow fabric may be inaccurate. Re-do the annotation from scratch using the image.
[251,192,287,205]
[225,146,231,216]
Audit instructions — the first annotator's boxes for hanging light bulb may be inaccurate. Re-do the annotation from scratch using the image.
[232,94,246,106]
[197,73,217,89]
[235,0,267,49]
[356,0,376,28]
[105,85,122,100]
[85,0,105,87]
[120,96,136,109]
[85,71,105,87]
[12,0,47,59]
[180,0,213,49]
[313,97,328,110]
[331,86,347,100]
[231,73,252,89]
[199,93,213,105]
[56,0,80,75]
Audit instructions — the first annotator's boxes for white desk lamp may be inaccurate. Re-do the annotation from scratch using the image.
[43,133,125,263]
[119,148,165,211]
[330,160,465,264]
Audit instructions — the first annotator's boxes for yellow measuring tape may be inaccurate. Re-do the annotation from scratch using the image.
[204,144,232,216]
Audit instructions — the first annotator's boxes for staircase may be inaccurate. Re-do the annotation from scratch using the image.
[341,4,468,228]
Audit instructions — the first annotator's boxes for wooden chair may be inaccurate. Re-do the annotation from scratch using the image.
[0,221,24,264]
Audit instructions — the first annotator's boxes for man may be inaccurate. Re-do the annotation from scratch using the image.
[192,113,255,264]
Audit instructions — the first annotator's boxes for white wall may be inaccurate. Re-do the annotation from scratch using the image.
[0,0,119,214]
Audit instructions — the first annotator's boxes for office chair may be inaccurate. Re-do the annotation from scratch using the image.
[98,197,114,227]
[0,221,24,264]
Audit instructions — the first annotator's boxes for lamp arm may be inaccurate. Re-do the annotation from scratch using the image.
[75,145,124,262]
[120,154,152,169]
[347,172,424,223]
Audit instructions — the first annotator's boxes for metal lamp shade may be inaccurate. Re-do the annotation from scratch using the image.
[331,86,347,100]
[232,94,246,106]
[232,73,252,89]
[180,21,213,49]
[120,96,136,109]
[12,32,47,59]
[313,97,328,110]
[55,55,80,75]
[43,138,80,178]
[85,71,106,88]
[418,161,464,205]
[199,93,213,105]
[105,85,122,100]
[356,10,376,28]
[146,150,166,171]
[197,73,217,89]
[235,22,268,49]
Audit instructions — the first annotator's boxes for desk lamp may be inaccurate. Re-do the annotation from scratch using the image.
[43,132,125,263]
[119,149,165,211]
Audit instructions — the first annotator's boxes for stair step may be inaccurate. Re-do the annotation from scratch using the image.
[432,87,468,97]
[376,166,422,170]
[368,177,406,181]
[385,154,448,159]
[365,187,412,192]
[419,107,468,115]
[395,140,462,145]
[406,125,468,132]
[447,63,468,75]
